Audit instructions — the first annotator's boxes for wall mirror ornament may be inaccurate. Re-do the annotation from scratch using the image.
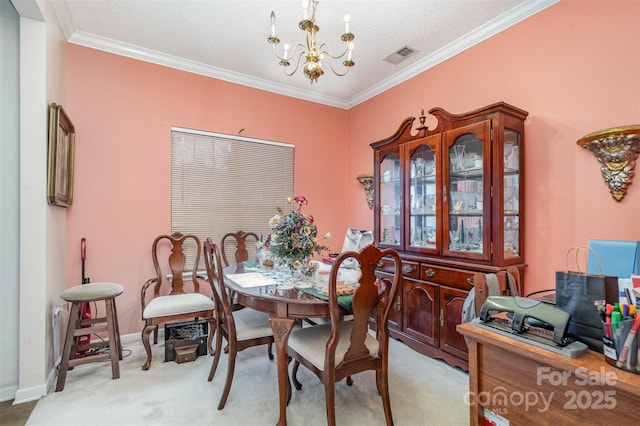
[577,125,640,202]
[356,173,374,209]
[47,103,75,207]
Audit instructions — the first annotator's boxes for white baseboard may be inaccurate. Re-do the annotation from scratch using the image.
[10,330,158,405]
[13,384,46,404]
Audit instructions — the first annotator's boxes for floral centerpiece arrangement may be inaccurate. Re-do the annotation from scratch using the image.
[264,195,330,275]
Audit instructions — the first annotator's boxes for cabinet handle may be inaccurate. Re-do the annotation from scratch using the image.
[425,268,435,277]
[467,276,474,285]
[440,309,444,327]
[402,264,414,274]
[396,296,401,312]
[443,185,447,203]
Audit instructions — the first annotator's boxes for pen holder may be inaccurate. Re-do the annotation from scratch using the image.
[602,318,639,374]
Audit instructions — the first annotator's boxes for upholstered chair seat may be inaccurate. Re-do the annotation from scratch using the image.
[232,309,274,341]
[288,321,379,370]
[143,293,214,318]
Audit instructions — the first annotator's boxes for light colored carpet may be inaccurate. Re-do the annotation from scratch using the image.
[27,335,469,426]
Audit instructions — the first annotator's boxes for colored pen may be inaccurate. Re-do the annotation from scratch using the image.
[617,313,640,368]
[611,311,622,337]
[606,304,613,339]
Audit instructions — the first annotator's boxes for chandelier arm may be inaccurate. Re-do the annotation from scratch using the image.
[320,55,352,77]
[270,42,308,62]
[282,50,307,77]
[318,42,350,60]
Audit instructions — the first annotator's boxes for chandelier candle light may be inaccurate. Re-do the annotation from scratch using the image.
[267,0,355,83]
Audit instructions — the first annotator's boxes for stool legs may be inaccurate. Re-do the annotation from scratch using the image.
[56,302,81,392]
[109,297,123,360]
[105,298,120,380]
[56,297,121,392]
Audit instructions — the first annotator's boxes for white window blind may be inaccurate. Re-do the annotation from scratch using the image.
[171,128,294,265]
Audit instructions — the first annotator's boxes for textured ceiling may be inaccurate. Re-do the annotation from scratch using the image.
[51,0,558,109]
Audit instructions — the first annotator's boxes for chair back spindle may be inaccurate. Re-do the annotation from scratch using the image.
[151,232,202,297]
[204,240,235,329]
[221,231,260,267]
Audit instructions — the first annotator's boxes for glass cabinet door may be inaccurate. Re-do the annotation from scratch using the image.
[503,129,521,260]
[378,151,402,247]
[372,104,527,270]
[407,137,439,252]
[445,125,488,260]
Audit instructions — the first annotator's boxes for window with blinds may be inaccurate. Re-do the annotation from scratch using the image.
[171,128,294,265]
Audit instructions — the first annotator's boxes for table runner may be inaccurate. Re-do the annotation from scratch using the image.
[297,287,353,313]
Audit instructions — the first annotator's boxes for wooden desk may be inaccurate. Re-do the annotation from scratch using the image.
[458,321,640,425]
[224,265,349,426]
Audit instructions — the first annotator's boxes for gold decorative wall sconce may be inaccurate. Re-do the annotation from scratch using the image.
[577,125,640,201]
[356,173,374,209]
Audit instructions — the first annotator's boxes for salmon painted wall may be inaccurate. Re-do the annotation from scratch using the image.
[68,1,639,336]
[346,1,640,293]
[66,48,350,335]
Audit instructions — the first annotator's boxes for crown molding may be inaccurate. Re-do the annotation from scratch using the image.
[346,0,560,109]
[54,0,559,110]
[67,30,350,109]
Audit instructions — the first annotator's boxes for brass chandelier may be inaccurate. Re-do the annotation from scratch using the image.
[267,0,355,83]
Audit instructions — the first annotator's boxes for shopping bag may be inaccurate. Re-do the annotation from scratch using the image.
[555,246,618,352]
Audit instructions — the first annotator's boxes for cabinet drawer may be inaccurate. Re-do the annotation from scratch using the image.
[377,258,419,278]
[420,265,474,289]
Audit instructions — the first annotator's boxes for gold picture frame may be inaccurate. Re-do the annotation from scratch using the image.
[47,103,75,207]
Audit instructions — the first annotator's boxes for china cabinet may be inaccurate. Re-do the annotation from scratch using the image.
[370,102,528,370]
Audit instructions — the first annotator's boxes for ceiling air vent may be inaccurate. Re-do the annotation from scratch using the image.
[383,46,418,65]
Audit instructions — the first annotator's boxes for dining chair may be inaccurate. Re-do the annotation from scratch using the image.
[472,266,521,316]
[287,244,402,426]
[140,232,215,370]
[221,231,260,267]
[221,230,260,312]
[203,238,275,410]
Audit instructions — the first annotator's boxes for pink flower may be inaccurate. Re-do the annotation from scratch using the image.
[294,196,308,205]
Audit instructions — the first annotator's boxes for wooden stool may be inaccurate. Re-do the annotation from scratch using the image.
[56,282,124,392]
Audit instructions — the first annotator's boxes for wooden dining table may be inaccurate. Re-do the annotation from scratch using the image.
[223,263,354,426]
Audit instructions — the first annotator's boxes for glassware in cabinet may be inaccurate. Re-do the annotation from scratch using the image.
[378,151,402,247]
[503,128,521,260]
[445,128,488,260]
[407,137,439,252]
